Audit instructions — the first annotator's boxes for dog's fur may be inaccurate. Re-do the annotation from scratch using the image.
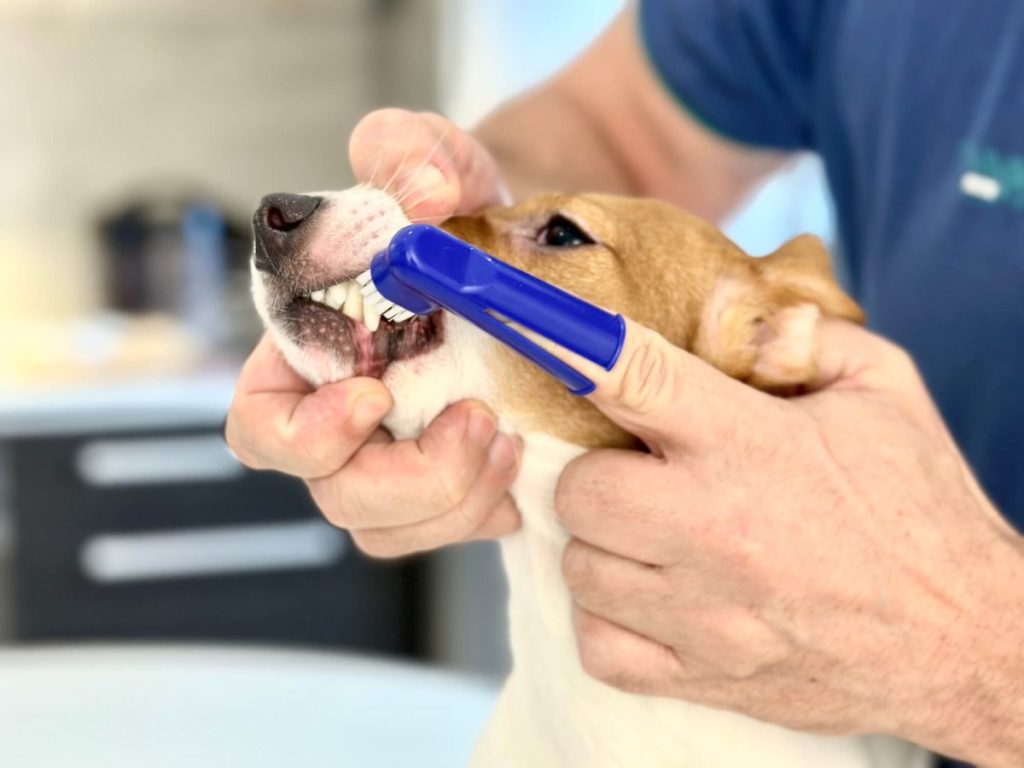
[251,186,928,767]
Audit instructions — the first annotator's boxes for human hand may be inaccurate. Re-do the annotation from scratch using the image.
[225,109,523,557]
[225,336,521,557]
[348,107,510,224]
[553,319,1024,766]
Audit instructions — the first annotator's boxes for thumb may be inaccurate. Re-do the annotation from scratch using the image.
[348,109,509,224]
[555,319,762,457]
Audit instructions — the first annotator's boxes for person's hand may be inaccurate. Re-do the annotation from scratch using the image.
[552,319,1024,766]
[348,107,509,224]
[225,109,521,558]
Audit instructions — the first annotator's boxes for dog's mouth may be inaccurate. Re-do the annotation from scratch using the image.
[279,275,444,378]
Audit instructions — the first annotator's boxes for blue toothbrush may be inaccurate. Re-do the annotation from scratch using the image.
[355,224,626,395]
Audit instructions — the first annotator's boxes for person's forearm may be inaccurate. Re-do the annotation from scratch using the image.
[472,7,789,223]
[473,84,638,201]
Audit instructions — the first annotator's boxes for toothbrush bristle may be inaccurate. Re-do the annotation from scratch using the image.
[355,268,415,324]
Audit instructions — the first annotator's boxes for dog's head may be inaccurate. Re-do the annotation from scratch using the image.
[252,186,862,447]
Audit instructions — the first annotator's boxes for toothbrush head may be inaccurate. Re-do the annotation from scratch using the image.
[358,224,625,395]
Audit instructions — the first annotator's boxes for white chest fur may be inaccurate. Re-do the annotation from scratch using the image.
[470,433,928,768]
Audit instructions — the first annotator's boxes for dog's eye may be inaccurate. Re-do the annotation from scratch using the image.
[536,215,595,248]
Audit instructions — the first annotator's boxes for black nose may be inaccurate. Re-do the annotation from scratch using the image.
[252,193,322,274]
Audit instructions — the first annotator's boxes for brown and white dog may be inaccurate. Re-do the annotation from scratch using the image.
[251,186,928,767]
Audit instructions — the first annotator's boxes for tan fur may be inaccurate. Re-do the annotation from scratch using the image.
[441,193,862,448]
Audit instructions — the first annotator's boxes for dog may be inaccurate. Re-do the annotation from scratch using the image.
[251,184,929,767]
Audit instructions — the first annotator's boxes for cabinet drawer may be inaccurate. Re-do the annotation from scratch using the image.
[7,428,424,653]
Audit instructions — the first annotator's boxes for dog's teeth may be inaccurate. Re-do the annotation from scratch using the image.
[342,281,364,322]
[310,289,326,303]
[364,304,382,332]
[324,283,346,310]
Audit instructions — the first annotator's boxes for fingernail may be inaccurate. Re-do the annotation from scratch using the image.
[487,433,519,472]
[467,407,498,447]
[351,392,391,432]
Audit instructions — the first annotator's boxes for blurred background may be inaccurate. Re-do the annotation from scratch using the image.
[0,0,831,765]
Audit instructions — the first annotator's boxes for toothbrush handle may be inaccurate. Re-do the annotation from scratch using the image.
[384,225,626,394]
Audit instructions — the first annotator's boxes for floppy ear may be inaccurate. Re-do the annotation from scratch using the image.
[695,234,864,392]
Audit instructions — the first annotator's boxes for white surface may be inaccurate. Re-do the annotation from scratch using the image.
[0,645,497,768]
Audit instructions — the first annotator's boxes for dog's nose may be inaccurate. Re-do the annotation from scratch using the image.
[252,193,322,274]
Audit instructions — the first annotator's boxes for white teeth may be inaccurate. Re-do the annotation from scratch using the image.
[306,271,413,331]
[363,303,382,332]
[324,283,346,310]
[342,281,364,322]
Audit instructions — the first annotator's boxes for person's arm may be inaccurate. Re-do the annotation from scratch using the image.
[549,318,1024,767]
[475,7,789,221]
[228,3,788,558]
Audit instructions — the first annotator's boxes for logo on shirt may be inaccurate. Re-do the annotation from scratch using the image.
[960,142,1024,209]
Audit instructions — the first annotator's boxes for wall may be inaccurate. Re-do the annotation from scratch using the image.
[0,0,436,322]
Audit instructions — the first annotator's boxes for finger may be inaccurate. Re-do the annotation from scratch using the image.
[465,493,523,541]
[349,109,508,224]
[555,449,694,564]
[310,401,507,529]
[562,539,667,628]
[572,606,684,697]
[807,319,920,393]
[226,336,393,478]
[525,318,764,457]
[350,439,523,558]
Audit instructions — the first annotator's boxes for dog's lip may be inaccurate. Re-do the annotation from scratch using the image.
[284,298,444,378]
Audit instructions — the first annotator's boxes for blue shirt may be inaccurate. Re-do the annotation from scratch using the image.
[640,0,1024,529]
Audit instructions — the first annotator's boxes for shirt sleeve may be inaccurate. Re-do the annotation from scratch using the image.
[638,0,821,149]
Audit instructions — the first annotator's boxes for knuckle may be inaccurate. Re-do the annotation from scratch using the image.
[561,541,594,592]
[224,435,261,471]
[308,473,370,531]
[297,439,344,478]
[612,330,679,416]
[350,530,407,560]
[223,411,264,471]
[307,480,349,529]
[447,497,490,539]
[881,338,916,373]
[554,456,599,525]
[423,463,471,515]
[577,637,632,689]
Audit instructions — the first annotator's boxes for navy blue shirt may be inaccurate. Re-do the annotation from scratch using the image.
[640,0,1024,530]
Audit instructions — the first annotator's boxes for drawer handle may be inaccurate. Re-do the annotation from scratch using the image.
[80,520,346,583]
[76,435,244,486]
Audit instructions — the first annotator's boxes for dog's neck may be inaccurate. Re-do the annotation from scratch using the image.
[472,431,924,768]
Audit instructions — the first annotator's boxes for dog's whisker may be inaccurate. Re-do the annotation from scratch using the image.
[391,123,454,205]
[398,188,443,215]
[380,124,420,198]
[365,144,386,190]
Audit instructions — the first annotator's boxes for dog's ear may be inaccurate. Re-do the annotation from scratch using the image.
[695,234,863,392]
